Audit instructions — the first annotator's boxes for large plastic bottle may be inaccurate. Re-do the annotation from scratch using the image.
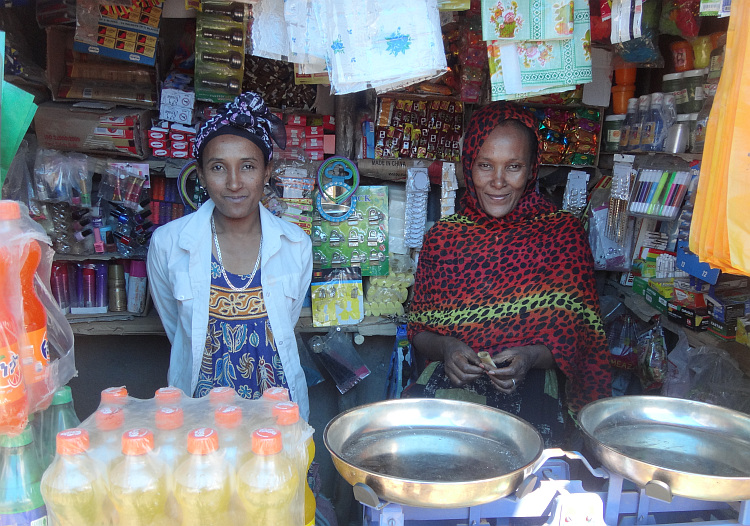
[273,401,315,526]
[19,233,52,413]
[208,387,237,407]
[0,425,47,525]
[628,95,651,150]
[618,98,638,152]
[640,92,667,151]
[237,428,298,526]
[0,203,28,436]
[213,405,250,468]
[154,387,184,407]
[38,385,81,469]
[154,406,187,474]
[40,428,107,526]
[88,406,125,472]
[154,407,187,522]
[100,386,128,407]
[174,427,232,526]
[108,428,169,526]
[262,387,290,403]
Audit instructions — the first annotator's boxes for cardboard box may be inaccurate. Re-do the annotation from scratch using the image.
[673,280,707,309]
[708,318,737,340]
[34,102,151,159]
[706,289,750,324]
[159,104,193,125]
[644,286,669,314]
[73,1,162,66]
[736,317,750,348]
[160,87,194,109]
[648,278,674,299]
[632,276,649,297]
[667,301,709,331]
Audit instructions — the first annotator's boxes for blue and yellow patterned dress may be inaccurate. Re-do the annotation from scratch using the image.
[194,254,288,398]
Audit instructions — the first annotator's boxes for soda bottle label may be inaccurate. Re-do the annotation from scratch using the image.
[0,343,24,403]
[23,327,50,383]
[0,505,47,526]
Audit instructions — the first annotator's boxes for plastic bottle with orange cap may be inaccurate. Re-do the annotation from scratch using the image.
[174,427,232,526]
[108,428,169,526]
[41,428,107,526]
[213,404,251,468]
[237,427,299,526]
[273,401,317,526]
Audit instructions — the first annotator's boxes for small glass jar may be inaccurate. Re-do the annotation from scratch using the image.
[604,114,627,152]
[681,69,706,114]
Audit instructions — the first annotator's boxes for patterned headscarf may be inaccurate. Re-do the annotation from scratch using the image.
[194,91,286,164]
[460,102,546,225]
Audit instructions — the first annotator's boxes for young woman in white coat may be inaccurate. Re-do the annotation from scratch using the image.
[147,92,313,419]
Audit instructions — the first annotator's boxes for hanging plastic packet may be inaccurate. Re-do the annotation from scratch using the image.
[310,267,364,327]
[611,0,663,67]
[562,170,589,218]
[637,320,668,391]
[33,149,73,204]
[66,154,94,209]
[404,166,430,249]
[308,328,370,394]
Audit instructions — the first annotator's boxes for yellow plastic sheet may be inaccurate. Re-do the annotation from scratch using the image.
[690,3,750,276]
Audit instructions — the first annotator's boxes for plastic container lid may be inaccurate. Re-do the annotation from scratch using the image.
[272,402,300,426]
[154,387,183,405]
[209,387,236,405]
[262,387,290,402]
[214,405,242,428]
[95,406,124,431]
[605,114,627,122]
[662,72,684,81]
[0,425,33,447]
[56,428,89,455]
[121,428,154,455]
[252,428,283,456]
[187,427,219,455]
[0,201,21,221]
[52,386,73,406]
[155,406,184,431]
[683,69,706,79]
[101,386,128,405]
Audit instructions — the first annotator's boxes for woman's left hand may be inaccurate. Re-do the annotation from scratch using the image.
[485,345,554,394]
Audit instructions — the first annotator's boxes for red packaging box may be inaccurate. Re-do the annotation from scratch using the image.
[307,149,324,161]
[152,148,169,157]
[148,129,168,140]
[324,135,336,154]
[305,137,324,150]
[322,115,335,132]
[171,141,189,151]
[306,125,324,137]
[170,149,189,158]
[287,114,306,126]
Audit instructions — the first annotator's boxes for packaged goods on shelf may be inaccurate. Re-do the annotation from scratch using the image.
[73,0,163,66]
[311,267,364,327]
[34,103,151,159]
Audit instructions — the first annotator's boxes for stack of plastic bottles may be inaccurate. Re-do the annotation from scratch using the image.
[40,385,316,526]
[0,199,76,438]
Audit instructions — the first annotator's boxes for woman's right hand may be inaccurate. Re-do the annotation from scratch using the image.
[439,336,485,387]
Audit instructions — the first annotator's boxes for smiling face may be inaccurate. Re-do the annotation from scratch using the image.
[197,134,271,223]
[471,121,533,219]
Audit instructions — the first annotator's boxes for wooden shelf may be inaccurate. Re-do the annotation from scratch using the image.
[54,253,145,261]
[69,309,165,336]
[295,309,400,337]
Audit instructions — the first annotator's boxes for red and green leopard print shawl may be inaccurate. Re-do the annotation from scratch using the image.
[408,102,611,414]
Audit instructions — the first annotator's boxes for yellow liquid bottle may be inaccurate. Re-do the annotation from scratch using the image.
[174,427,232,526]
[237,428,298,526]
[108,428,169,526]
[41,428,108,526]
[272,401,316,526]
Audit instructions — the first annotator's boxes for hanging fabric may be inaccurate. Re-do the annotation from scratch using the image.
[689,2,750,276]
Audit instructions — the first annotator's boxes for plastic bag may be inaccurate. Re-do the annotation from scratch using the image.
[612,0,664,67]
[587,181,634,271]
[659,0,700,39]
[636,320,667,391]
[308,328,370,394]
[605,313,643,371]
[34,149,73,204]
[664,345,750,414]
[0,200,75,435]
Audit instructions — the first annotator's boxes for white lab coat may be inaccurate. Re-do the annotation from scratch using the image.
[147,199,313,420]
